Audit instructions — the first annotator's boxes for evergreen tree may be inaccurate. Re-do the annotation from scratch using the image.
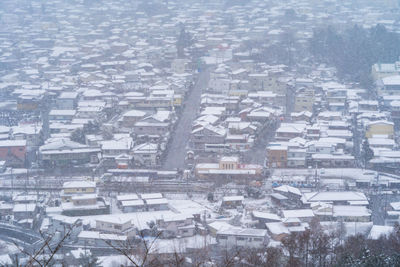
[361,139,374,167]
[71,128,85,144]
[309,24,400,85]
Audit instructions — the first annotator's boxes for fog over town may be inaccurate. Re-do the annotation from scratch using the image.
[1,0,400,266]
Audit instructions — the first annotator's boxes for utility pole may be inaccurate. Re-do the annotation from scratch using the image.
[11,167,13,196]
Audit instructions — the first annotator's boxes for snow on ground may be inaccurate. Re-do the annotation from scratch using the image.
[99,255,133,267]
[321,221,373,237]
[0,254,12,266]
[0,240,19,255]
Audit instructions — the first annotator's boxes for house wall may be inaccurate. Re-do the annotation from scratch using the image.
[0,145,26,166]
[295,95,314,112]
[40,151,99,167]
[366,123,394,139]
[96,220,131,233]
[64,187,96,194]
[219,161,238,170]
[217,234,267,248]
[133,153,157,167]
[133,125,169,135]
[56,99,75,110]
[123,205,146,213]
[14,208,37,221]
[72,198,97,206]
[267,148,287,168]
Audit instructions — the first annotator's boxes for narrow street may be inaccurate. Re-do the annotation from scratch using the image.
[370,192,400,225]
[162,70,210,170]
[242,119,278,165]
[352,114,361,167]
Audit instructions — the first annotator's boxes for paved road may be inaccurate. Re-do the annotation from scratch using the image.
[370,192,400,225]
[243,119,278,165]
[162,70,210,170]
[0,223,42,253]
[352,113,362,167]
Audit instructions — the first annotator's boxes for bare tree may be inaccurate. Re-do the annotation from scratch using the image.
[13,223,76,267]
[281,233,302,267]
[265,247,284,267]
[218,248,241,267]
[103,230,163,267]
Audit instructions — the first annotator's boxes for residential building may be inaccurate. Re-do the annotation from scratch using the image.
[39,139,100,167]
[291,111,312,123]
[48,215,83,241]
[144,198,169,211]
[56,92,78,110]
[61,180,97,202]
[273,185,302,201]
[61,193,109,216]
[252,211,281,228]
[302,191,368,206]
[311,154,355,168]
[156,214,195,238]
[266,218,309,241]
[372,62,400,81]
[49,110,76,121]
[216,228,268,248]
[132,143,159,167]
[275,123,306,141]
[294,88,315,112]
[221,196,244,209]
[13,203,38,226]
[377,75,400,95]
[116,194,139,207]
[191,124,226,151]
[120,110,146,128]
[78,231,127,247]
[0,140,27,167]
[121,200,146,213]
[95,217,135,236]
[282,209,315,223]
[266,145,287,168]
[365,120,394,139]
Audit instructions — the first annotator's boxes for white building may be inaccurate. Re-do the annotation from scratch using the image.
[216,228,268,248]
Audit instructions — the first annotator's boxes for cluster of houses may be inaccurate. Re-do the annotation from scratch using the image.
[266,75,399,170]
[35,180,202,246]
[2,0,400,264]
[116,193,169,213]
[0,0,199,173]
[190,65,285,155]
[0,194,41,229]
[210,187,373,248]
